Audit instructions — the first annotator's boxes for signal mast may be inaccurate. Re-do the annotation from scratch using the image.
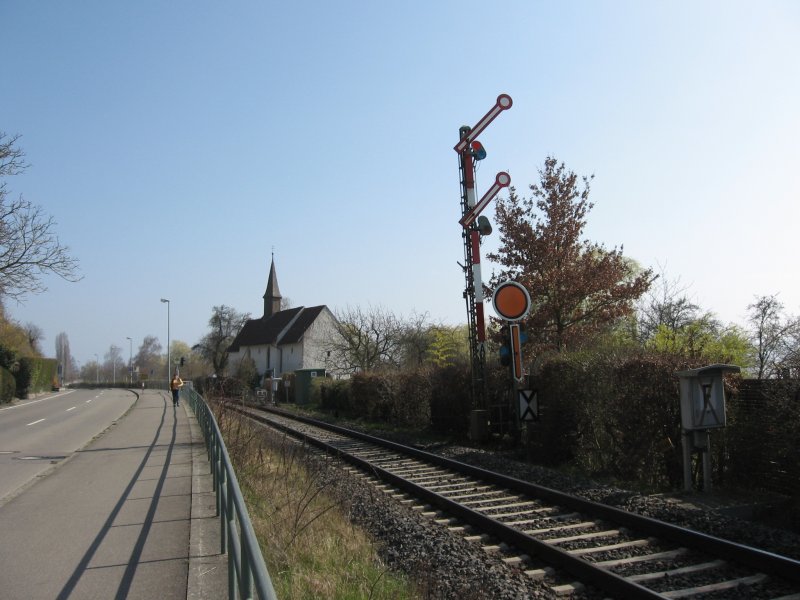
[455,94,512,439]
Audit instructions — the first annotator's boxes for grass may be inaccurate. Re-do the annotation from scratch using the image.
[214,401,421,600]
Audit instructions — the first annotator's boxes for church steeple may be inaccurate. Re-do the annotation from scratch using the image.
[263,254,282,318]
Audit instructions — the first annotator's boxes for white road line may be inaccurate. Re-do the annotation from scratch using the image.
[26,419,45,426]
[86,399,92,403]
[66,407,76,412]
[0,390,77,412]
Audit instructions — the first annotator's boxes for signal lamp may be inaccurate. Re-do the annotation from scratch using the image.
[477,216,492,236]
[470,141,487,161]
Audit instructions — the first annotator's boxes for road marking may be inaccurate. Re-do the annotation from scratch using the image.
[0,390,77,412]
[86,399,92,403]
[66,406,76,412]
[26,419,45,426]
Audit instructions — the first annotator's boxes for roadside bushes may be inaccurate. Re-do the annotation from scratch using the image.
[13,357,58,399]
[0,366,15,404]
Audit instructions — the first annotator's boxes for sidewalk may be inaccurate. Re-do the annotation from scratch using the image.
[0,390,227,600]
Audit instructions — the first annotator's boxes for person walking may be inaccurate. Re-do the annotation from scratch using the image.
[170,373,184,406]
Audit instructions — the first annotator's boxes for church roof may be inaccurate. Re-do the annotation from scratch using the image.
[263,257,281,301]
[262,257,282,319]
[281,305,326,343]
[228,305,327,352]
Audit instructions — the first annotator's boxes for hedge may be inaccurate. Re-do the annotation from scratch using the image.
[300,354,800,495]
[14,357,58,399]
[0,366,15,404]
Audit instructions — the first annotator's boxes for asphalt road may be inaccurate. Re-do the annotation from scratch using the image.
[0,390,199,599]
[0,388,136,504]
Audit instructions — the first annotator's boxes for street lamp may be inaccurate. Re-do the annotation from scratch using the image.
[94,353,99,385]
[160,298,170,383]
[126,337,133,385]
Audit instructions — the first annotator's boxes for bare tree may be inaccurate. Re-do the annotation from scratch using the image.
[55,332,75,383]
[397,311,435,368]
[324,305,404,374]
[23,322,44,354]
[104,344,124,384]
[0,132,81,300]
[636,268,699,343]
[0,133,26,177]
[194,305,250,377]
[747,294,799,379]
[135,335,163,379]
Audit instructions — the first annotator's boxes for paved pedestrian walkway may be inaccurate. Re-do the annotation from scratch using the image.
[0,390,227,600]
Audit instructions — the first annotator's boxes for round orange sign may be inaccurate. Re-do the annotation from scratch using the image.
[492,281,531,321]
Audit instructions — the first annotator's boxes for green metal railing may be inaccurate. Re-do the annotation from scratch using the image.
[184,386,278,600]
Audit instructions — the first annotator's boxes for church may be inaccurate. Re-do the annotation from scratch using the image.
[227,258,339,379]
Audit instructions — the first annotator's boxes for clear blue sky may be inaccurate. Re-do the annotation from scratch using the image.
[2,1,799,367]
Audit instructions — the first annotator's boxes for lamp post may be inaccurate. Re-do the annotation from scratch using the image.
[94,353,99,385]
[126,337,132,385]
[160,298,170,384]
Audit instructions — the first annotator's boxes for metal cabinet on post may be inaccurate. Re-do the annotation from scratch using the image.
[294,369,326,405]
[676,364,740,492]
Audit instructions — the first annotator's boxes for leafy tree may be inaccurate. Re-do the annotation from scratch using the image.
[427,325,470,367]
[169,339,191,369]
[193,305,250,377]
[488,157,654,351]
[648,317,752,367]
[235,354,260,390]
[0,132,81,300]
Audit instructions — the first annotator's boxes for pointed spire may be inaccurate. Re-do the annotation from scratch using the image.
[263,254,282,318]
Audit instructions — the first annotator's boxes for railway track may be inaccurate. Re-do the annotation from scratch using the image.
[230,403,800,599]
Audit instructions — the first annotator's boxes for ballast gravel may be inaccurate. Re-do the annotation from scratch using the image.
[261,413,800,599]
[313,457,552,599]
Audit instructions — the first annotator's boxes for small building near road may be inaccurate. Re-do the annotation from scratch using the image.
[227,257,338,380]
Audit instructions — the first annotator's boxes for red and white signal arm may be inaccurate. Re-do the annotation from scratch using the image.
[492,281,531,321]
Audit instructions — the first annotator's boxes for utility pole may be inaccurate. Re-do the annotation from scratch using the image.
[161,298,170,383]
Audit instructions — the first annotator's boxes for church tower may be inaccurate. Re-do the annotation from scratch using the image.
[263,255,282,318]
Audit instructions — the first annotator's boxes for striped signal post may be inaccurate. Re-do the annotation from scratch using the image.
[493,281,533,435]
[455,94,512,441]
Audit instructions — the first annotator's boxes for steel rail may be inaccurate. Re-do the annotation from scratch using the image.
[241,407,661,599]
[248,405,800,590]
[186,389,278,600]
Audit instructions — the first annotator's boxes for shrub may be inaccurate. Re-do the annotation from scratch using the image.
[0,366,15,404]
[603,356,684,486]
[15,357,32,399]
[349,373,387,421]
[393,369,431,428]
[429,365,471,436]
[529,351,691,487]
[0,344,16,370]
[314,378,353,414]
